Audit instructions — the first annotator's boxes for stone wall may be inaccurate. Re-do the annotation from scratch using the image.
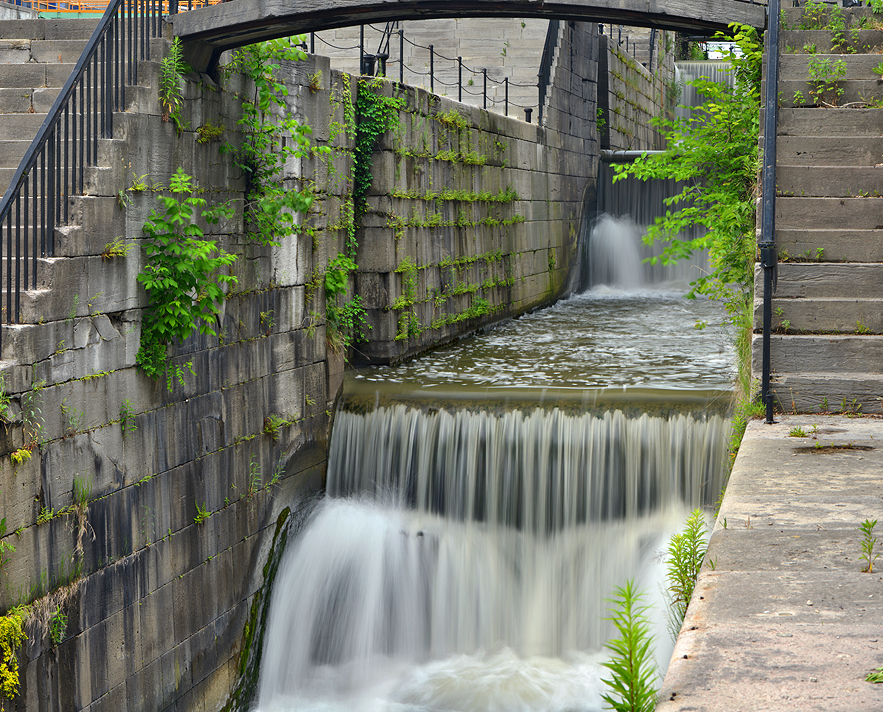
[0,23,600,712]
[352,21,599,364]
[598,31,676,150]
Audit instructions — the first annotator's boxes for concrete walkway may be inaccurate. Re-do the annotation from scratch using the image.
[657,415,883,711]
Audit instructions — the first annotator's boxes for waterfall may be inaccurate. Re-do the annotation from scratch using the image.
[253,404,729,711]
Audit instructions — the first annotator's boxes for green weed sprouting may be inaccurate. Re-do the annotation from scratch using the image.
[601,581,658,712]
[159,37,190,135]
[666,509,708,637]
[860,519,879,573]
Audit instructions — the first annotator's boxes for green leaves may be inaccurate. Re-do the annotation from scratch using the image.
[602,581,658,712]
[225,38,319,246]
[136,168,237,382]
[666,509,708,636]
[612,23,761,320]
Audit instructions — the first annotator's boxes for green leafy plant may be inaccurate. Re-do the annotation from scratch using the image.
[596,106,607,133]
[195,122,224,144]
[49,605,67,646]
[860,519,879,573]
[0,374,11,424]
[856,321,871,334]
[601,581,658,712]
[308,69,322,92]
[666,509,708,636]
[136,168,237,384]
[612,24,761,333]
[101,237,132,260]
[10,449,31,467]
[798,0,827,30]
[868,667,883,683]
[789,426,807,437]
[61,396,84,438]
[224,39,319,246]
[0,606,28,699]
[325,253,369,352]
[37,507,55,525]
[808,56,846,106]
[159,37,190,135]
[263,414,288,441]
[873,0,883,15]
[792,90,805,104]
[120,399,137,437]
[194,502,210,524]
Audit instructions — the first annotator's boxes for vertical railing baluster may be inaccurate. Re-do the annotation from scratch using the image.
[79,81,85,192]
[49,127,57,255]
[5,212,11,327]
[31,166,37,288]
[14,194,20,323]
[41,149,46,258]
[86,63,92,168]
[23,178,28,294]
[64,106,69,224]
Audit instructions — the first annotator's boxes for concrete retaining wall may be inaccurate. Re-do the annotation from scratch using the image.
[352,21,600,363]
[0,22,601,712]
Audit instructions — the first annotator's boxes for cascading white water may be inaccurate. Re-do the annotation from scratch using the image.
[254,406,729,712]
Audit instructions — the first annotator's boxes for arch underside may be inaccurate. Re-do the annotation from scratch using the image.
[173,0,768,72]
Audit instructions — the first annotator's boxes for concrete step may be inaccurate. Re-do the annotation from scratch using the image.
[782,5,876,29]
[0,63,77,89]
[0,19,99,41]
[768,107,883,136]
[779,29,883,54]
[758,297,883,334]
[780,78,883,106]
[776,166,883,197]
[755,333,883,374]
[0,38,88,64]
[755,262,883,299]
[752,333,883,413]
[0,113,48,141]
[776,136,883,166]
[0,86,61,113]
[779,53,883,81]
[777,196,883,230]
[768,370,883,414]
[775,228,883,262]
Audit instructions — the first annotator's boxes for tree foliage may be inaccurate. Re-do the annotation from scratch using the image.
[613,24,762,319]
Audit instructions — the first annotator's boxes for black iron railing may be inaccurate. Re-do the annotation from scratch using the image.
[0,0,195,348]
[760,0,781,423]
[537,19,560,125]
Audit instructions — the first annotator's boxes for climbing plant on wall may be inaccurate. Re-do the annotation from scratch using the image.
[224,38,320,246]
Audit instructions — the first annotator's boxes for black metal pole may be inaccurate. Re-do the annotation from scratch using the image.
[760,0,782,424]
[360,25,364,74]
[399,29,404,84]
[504,77,508,116]
[483,68,487,109]
[310,32,314,54]
[458,56,462,102]
[430,44,434,93]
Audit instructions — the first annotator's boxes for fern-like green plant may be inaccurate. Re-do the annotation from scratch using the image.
[159,37,190,134]
[601,581,658,712]
[666,509,708,637]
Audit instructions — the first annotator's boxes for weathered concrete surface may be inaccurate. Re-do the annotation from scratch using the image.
[657,416,883,712]
[172,0,766,74]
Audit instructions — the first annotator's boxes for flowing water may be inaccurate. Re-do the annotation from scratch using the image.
[252,84,735,710]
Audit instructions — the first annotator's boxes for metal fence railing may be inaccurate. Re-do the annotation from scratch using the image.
[10,0,218,14]
[0,0,202,347]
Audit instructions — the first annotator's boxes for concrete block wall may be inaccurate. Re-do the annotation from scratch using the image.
[598,31,676,150]
[0,22,601,712]
[0,49,335,712]
[352,21,598,364]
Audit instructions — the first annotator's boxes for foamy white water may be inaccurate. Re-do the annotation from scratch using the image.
[255,497,687,712]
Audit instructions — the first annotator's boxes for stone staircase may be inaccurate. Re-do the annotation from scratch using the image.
[756,3,883,415]
[0,18,98,190]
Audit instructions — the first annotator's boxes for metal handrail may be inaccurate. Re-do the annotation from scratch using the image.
[0,0,172,346]
[760,0,781,423]
[537,19,560,125]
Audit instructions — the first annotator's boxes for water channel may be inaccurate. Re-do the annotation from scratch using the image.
[250,72,736,708]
